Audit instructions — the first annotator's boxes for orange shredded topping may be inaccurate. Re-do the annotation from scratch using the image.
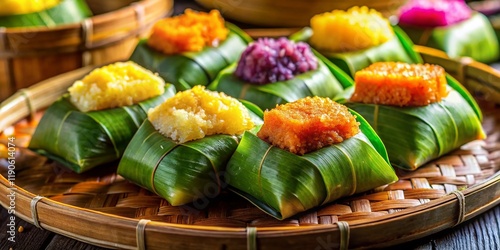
[257,97,360,155]
[147,9,228,54]
[351,62,448,106]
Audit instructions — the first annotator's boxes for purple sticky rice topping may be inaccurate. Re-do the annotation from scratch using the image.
[235,37,318,84]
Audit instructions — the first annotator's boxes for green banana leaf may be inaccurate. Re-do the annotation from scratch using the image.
[290,26,423,78]
[344,77,484,170]
[226,110,397,220]
[490,15,500,46]
[28,85,176,173]
[208,57,350,111]
[117,103,263,206]
[129,22,251,91]
[401,12,500,64]
[0,0,92,28]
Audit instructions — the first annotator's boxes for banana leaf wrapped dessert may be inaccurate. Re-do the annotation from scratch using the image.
[130,9,251,91]
[398,0,499,63]
[0,0,92,27]
[29,61,175,173]
[344,62,485,170]
[118,86,263,206]
[209,37,350,110]
[290,6,422,78]
[226,97,398,219]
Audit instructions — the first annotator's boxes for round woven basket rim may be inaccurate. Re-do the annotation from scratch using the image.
[2,168,498,229]
[0,0,172,56]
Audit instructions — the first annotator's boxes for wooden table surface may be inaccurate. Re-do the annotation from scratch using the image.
[0,1,499,249]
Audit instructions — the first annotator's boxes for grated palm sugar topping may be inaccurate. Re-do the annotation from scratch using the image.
[147,9,228,55]
[351,62,448,106]
[257,97,360,155]
[148,86,254,143]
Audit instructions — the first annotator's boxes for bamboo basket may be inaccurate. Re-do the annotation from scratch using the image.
[195,0,407,27]
[0,0,173,102]
[85,0,138,15]
[0,46,499,249]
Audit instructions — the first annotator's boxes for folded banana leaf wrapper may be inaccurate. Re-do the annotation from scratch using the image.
[208,52,353,111]
[226,110,398,220]
[117,102,264,206]
[400,12,500,64]
[28,85,176,173]
[490,15,500,46]
[129,23,251,91]
[0,0,92,28]
[289,26,423,78]
[343,76,484,171]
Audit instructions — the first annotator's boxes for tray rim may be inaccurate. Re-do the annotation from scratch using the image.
[1,160,498,249]
[0,46,499,250]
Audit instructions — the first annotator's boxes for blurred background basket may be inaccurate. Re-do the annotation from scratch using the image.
[0,0,173,101]
[195,0,407,27]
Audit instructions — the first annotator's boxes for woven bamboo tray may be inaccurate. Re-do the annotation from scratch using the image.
[0,0,173,102]
[0,46,499,249]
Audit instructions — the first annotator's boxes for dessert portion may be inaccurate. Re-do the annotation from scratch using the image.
[129,9,250,90]
[346,62,485,170]
[118,87,261,206]
[226,97,397,219]
[148,85,254,143]
[29,62,175,173]
[290,6,421,78]
[398,0,499,63]
[210,37,345,110]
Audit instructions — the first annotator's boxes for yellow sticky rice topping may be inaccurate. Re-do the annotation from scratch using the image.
[309,6,394,52]
[148,86,254,143]
[147,9,228,55]
[0,0,60,16]
[68,61,165,112]
[351,62,448,106]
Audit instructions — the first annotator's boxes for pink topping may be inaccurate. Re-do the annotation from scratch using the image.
[399,0,472,27]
